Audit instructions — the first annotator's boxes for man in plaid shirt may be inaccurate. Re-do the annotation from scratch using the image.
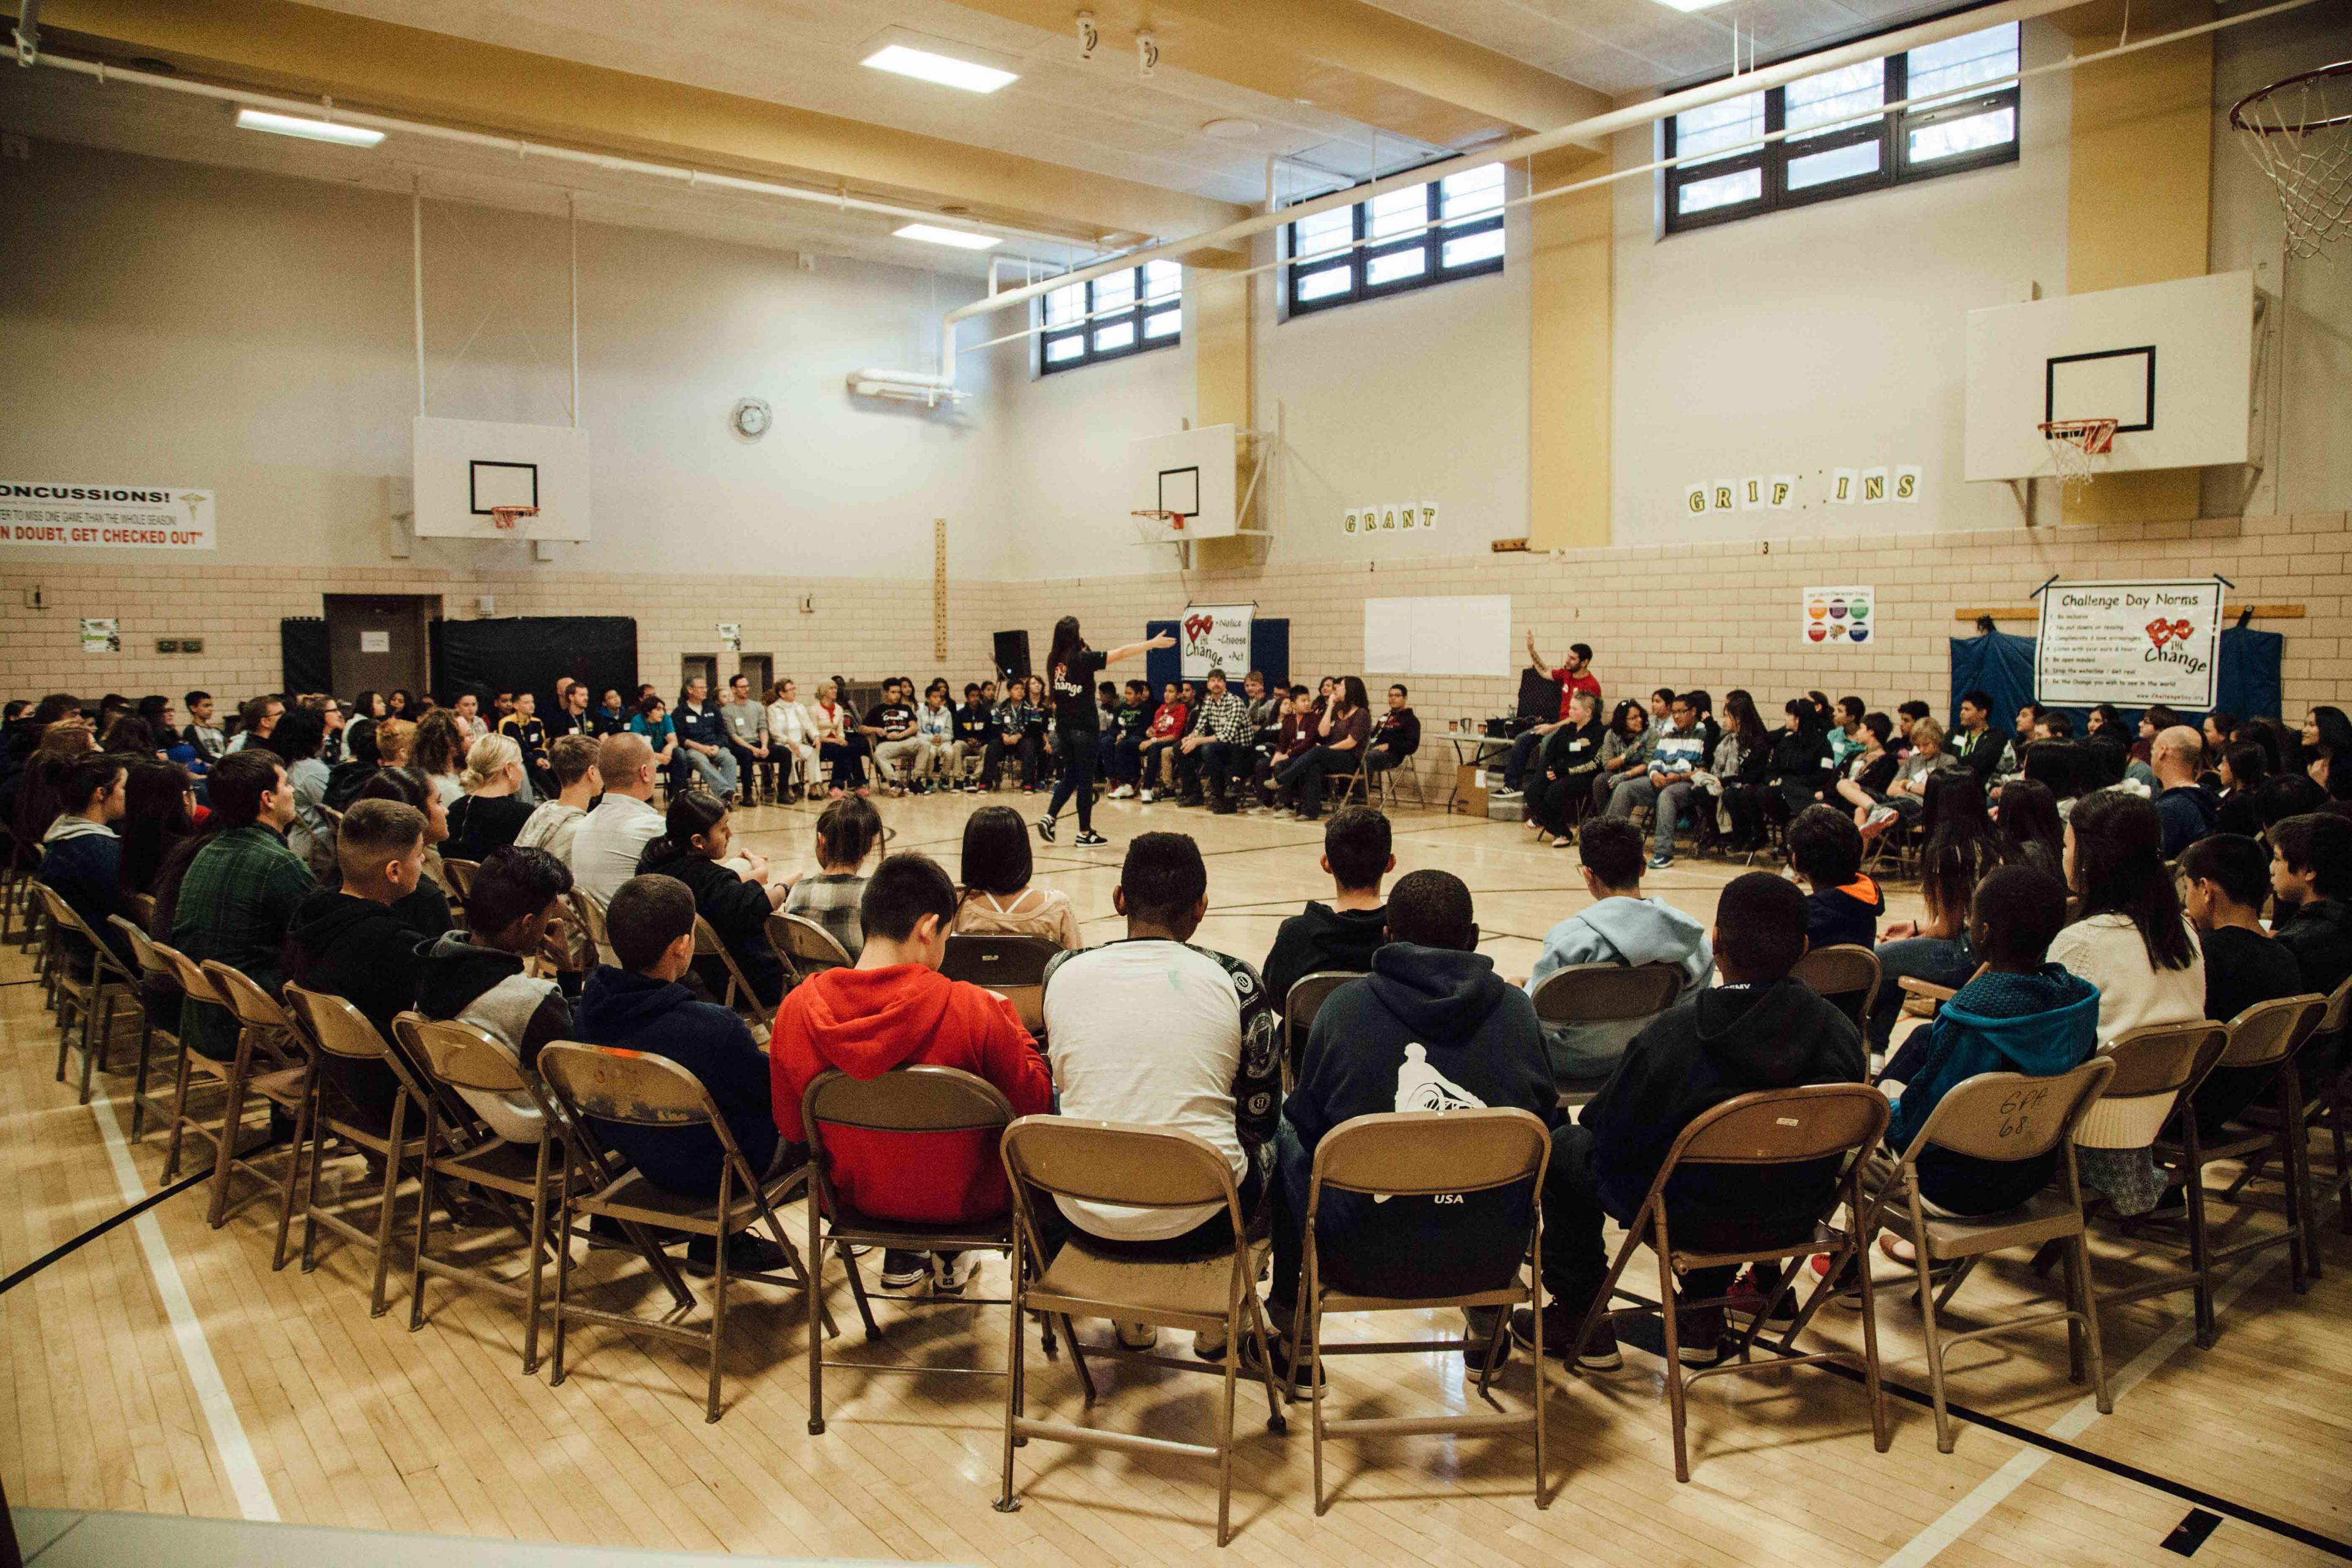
[1174,669,1256,814]
[170,750,315,1060]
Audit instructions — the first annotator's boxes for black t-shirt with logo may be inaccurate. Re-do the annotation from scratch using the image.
[1049,650,1108,732]
[867,701,916,738]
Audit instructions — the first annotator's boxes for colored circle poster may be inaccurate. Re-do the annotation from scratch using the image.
[1801,585,1875,648]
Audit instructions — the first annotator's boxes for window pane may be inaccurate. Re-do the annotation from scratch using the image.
[1674,92,1765,164]
[1367,183,1430,241]
[1293,205,1352,262]
[1909,105,2016,163]
[1676,166,1762,214]
[1441,227,1505,269]
[1366,247,1428,286]
[1092,268,1135,313]
[1785,59,1884,135]
[1044,283,1084,328]
[1093,322,1135,352]
[1045,334,1085,363]
[1143,260,1182,301]
[1907,22,2019,106]
[1144,308,1180,339]
[1295,264,1351,301]
[1439,163,1504,223]
[1787,139,1882,189]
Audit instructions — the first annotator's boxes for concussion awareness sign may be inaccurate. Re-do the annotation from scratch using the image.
[2035,578,2223,710]
[0,481,216,551]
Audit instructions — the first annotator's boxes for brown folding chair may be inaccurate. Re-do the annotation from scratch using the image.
[799,1066,1025,1434]
[1791,943,1882,1031]
[281,986,430,1312]
[1577,1084,1892,1480]
[32,884,144,1106]
[440,856,480,903]
[692,914,773,1042]
[1529,961,1685,1107]
[570,888,613,967]
[998,1118,1289,1545]
[1280,970,1359,1086]
[200,960,314,1250]
[107,914,179,1140]
[1857,1058,2117,1452]
[2228,976,2351,1246]
[767,910,855,985]
[538,1042,834,1422]
[941,934,1058,1036]
[1291,1108,1553,1511]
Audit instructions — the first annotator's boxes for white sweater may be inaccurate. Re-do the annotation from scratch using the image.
[2048,914,2207,1044]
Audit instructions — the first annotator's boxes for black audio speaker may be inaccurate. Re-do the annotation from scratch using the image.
[993,630,1031,680]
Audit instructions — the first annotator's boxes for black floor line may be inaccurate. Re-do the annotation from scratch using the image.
[0,1169,210,1297]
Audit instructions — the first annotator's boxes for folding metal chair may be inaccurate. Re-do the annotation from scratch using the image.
[32,884,143,1106]
[1371,755,1426,811]
[692,913,773,1042]
[1289,1108,1552,1511]
[1790,943,1882,1031]
[281,986,429,1312]
[1576,1084,1892,1480]
[1281,970,1360,1086]
[767,910,855,985]
[1529,961,1685,1107]
[940,934,1058,1037]
[570,887,614,967]
[998,1117,1289,1545]
[200,960,314,1253]
[540,1042,834,1422]
[106,913,179,1140]
[799,1065,1025,1434]
[2230,976,2351,1244]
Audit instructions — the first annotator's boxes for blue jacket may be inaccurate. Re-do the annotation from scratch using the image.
[40,816,130,962]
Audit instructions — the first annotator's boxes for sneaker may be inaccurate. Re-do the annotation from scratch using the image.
[1491,786,1522,800]
[1462,1306,1510,1373]
[1210,799,1236,815]
[1139,788,1158,803]
[878,1250,930,1289]
[1035,814,1057,843]
[1620,1302,1727,1365]
[1725,1265,1800,1325]
[1647,851,1674,870]
[1192,1325,1228,1360]
[962,782,982,794]
[1178,795,1205,809]
[684,1232,792,1276]
[1861,805,1899,839]
[1116,1320,1159,1351]
[1510,1303,1619,1370]
[1074,829,1109,847]
[932,1251,981,1297]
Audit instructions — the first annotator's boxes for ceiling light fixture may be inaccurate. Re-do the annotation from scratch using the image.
[1650,0,1733,12]
[1202,118,1259,141]
[894,222,1001,249]
[234,107,385,146]
[862,43,1018,94]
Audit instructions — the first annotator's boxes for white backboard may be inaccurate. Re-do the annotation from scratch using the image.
[1131,424,1237,539]
[1963,270,2255,483]
[412,417,590,541]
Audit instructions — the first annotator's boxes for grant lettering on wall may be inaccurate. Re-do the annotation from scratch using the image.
[0,482,217,551]
[2035,578,2225,710]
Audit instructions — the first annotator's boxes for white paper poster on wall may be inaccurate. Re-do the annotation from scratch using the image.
[360,630,391,654]
[1363,595,1512,676]
[1181,603,1253,678]
[0,481,216,551]
[1802,586,1876,647]
[80,617,119,654]
[2035,579,2222,709]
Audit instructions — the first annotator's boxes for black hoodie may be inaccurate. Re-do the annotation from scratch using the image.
[1585,976,1865,1229]
[572,965,781,1195]
[1287,944,1559,1297]
[284,886,430,1128]
[1262,901,1389,1022]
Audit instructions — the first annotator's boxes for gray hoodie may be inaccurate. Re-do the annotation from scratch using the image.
[1525,894,1716,1080]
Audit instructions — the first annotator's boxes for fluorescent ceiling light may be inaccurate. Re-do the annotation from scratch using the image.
[895,222,1001,249]
[1650,0,1732,10]
[862,43,1017,94]
[234,107,385,146]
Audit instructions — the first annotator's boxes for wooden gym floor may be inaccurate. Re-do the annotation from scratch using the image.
[4,790,2348,1566]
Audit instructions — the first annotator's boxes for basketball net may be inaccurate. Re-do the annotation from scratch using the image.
[489,505,540,531]
[1131,508,1188,548]
[2038,418,2117,492]
[2231,61,2352,259]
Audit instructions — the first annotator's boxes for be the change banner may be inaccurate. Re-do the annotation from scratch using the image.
[2035,578,2223,710]
[1180,603,1253,679]
[0,481,216,551]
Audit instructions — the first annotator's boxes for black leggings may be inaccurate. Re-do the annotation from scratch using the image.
[1046,723,1099,831]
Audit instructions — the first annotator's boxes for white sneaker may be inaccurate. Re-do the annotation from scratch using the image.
[934,1251,983,1297]
[1139,788,1158,803]
[1116,1320,1159,1351]
[1109,783,1135,800]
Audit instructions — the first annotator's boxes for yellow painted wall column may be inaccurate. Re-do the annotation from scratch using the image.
[1527,146,1613,551]
[1191,263,1256,570]
[2059,0,2215,524]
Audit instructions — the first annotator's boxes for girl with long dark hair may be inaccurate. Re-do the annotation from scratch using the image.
[1864,772,2000,1051]
[637,789,790,1007]
[2302,705,2352,800]
[1035,615,1173,848]
[1273,675,1371,823]
[1992,778,2063,875]
[2051,790,2203,1037]
[1762,696,1830,835]
[1709,688,1774,853]
[117,761,196,897]
[2214,741,2270,837]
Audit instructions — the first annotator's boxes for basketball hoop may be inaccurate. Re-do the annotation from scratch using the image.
[1131,508,1188,548]
[2231,60,2352,258]
[2038,418,2117,492]
[488,505,540,531]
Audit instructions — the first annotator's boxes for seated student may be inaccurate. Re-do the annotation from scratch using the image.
[783,794,884,959]
[1269,870,1558,1373]
[445,734,537,863]
[1103,679,1153,797]
[2180,834,2312,1133]
[2269,810,2352,1084]
[1585,698,1656,820]
[171,750,314,1061]
[569,733,665,909]
[636,791,790,1010]
[39,753,132,963]
[1261,807,1394,1026]
[516,734,601,866]
[1134,681,1192,802]
[272,707,337,875]
[413,845,575,1141]
[771,851,1052,1294]
[499,690,552,799]
[1852,714,1956,839]
[1272,675,1372,823]
[719,674,774,801]
[1604,690,1708,870]
[866,677,924,795]
[2151,725,2220,858]
[1515,872,1864,1368]
[323,718,382,812]
[182,690,226,765]
[809,680,869,797]
[1365,684,1420,782]
[1253,687,1317,807]
[912,683,959,794]
[1758,697,1831,837]
[1524,816,1714,1082]
[1787,805,1884,951]
[767,679,820,801]
[951,682,996,794]
[951,804,1082,948]
[285,798,435,1130]
[979,679,1040,794]
[1040,833,1280,1346]
[351,766,456,938]
[1875,865,2098,1223]
[1527,690,1606,843]
[2213,742,2269,838]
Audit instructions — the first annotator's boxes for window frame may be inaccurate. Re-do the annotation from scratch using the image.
[1037,262,1182,375]
[1284,164,1506,320]
[1662,23,2021,235]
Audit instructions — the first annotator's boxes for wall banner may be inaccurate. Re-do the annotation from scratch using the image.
[2035,578,2223,709]
[1180,603,1253,679]
[0,482,216,551]
[1803,585,1876,647]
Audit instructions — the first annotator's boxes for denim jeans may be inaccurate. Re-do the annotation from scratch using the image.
[685,746,740,797]
[1866,935,1972,1052]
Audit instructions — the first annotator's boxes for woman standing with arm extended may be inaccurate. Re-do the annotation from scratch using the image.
[1036,616,1173,848]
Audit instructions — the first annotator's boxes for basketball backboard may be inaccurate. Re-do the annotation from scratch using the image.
[1130,424,1238,538]
[412,417,590,541]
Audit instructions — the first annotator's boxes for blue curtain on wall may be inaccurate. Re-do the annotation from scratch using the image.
[1948,630,2037,730]
[2214,624,2283,722]
[1949,624,2286,730]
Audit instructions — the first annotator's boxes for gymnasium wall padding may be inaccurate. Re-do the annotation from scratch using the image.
[429,616,639,710]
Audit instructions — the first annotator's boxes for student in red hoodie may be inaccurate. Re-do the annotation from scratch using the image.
[771,851,1054,1295]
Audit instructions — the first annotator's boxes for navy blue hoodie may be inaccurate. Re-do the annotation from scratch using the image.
[571,964,782,1196]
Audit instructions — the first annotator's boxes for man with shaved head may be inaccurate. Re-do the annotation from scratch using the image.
[2152,724,2218,858]
[569,730,664,907]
